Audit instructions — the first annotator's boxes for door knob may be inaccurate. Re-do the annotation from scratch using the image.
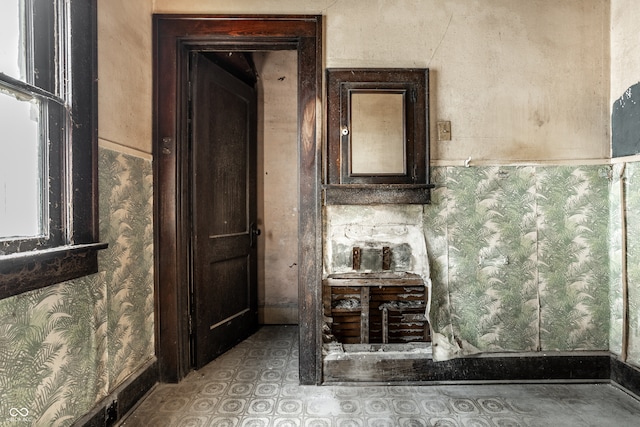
[250,223,261,247]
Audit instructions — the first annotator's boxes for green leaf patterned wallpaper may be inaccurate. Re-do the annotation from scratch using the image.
[0,147,153,426]
[537,166,610,351]
[99,150,154,387]
[426,165,612,359]
[625,162,640,364]
[609,164,624,356]
[423,166,455,360]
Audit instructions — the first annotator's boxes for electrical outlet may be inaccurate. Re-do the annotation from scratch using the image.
[106,400,118,426]
[437,121,451,141]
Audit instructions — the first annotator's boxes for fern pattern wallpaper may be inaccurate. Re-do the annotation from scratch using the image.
[425,165,613,359]
[0,148,153,426]
[625,162,640,364]
[608,163,624,357]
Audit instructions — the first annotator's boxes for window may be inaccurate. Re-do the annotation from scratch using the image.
[0,0,104,299]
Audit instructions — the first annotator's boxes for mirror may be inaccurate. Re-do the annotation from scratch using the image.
[350,92,406,175]
[325,68,431,204]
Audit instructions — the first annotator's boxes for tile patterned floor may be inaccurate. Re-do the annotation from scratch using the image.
[120,326,640,427]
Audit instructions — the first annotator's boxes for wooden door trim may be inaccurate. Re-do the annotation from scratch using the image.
[153,15,323,384]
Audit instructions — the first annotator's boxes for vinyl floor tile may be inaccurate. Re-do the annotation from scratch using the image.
[120,326,640,427]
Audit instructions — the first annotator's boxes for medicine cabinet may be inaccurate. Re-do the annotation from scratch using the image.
[325,68,432,204]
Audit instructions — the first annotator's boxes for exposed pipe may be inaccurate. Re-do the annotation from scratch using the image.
[620,163,629,362]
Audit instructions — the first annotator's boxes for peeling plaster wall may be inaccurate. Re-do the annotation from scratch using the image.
[255,51,300,324]
[611,0,640,104]
[99,0,153,155]
[324,205,430,282]
[154,0,610,163]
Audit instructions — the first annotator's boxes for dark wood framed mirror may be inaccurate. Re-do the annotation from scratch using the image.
[325,68,431,204]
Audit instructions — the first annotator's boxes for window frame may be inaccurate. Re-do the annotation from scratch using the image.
[0,0,105,299]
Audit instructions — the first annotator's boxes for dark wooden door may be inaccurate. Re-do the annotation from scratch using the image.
[190,52,259,369]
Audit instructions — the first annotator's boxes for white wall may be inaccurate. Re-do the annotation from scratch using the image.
[154,0,610,164]
[99,0,153,156]
[254,51,299,324]
[611,0,640,101]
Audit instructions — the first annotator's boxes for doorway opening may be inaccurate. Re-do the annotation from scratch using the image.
[187,49,299,369]
[253,51,300,326]
[153,15,322,385]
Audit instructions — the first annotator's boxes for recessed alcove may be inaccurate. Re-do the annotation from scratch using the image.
[322,205,433,382]
[323,272,429,344]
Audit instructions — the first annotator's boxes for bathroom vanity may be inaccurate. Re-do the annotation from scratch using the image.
[323,272,429,344]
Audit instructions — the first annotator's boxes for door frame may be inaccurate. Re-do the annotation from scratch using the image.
[153,15,323,384]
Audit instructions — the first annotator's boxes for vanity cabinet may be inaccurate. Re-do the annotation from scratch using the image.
[323,273,430,344]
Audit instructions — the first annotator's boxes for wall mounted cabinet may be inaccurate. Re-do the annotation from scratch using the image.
[325,68,432,204]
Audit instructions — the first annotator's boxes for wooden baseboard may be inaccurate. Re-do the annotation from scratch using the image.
[611,356,640,397]
[323,349,611,384]
[72,358,158,427]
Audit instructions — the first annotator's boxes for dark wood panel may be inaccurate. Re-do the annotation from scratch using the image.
[324,277,428,345]
[611,356,640,398]
[324,353,611,384]
[296,32,323,385]
[191,52,258,370]
[156,15,319,38]
[208,257,250,320]
[0,243,106,299]
[203,77,250,236]
[74,359,158,427]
